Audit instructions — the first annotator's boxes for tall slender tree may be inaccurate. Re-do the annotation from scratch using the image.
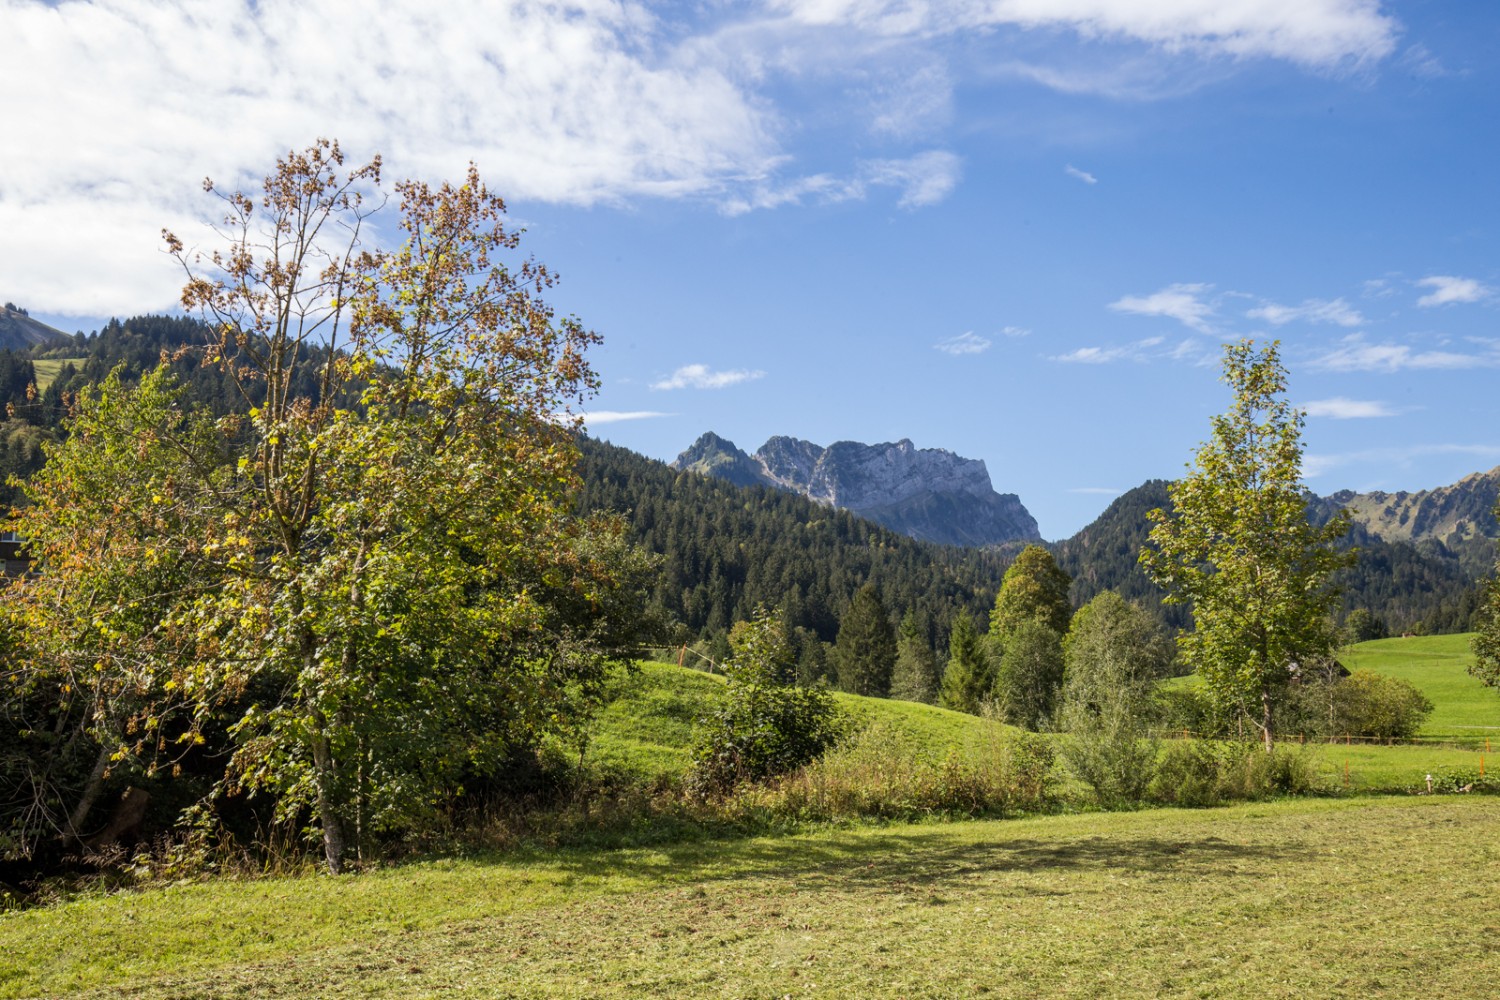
[1141,340,1351,751]
[834,583,896,697]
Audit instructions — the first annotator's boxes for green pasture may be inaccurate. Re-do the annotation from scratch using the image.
[588,660,995,783]
[30,357,84,392]
[5,796,1497,998]
[1341,633,1499,741]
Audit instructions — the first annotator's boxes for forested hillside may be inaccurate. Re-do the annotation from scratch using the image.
[3,312,1491,646]
[577,435,1010,653]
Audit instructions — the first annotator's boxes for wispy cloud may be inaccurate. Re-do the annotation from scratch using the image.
[1309,335,1496,373]
[1304,443,1500,479]
[1247,298,1363,328]
[771,0,1398,68]
[1302,397,1396,419]
[934,332,992,355]
[1001,325,1031,338]
[1417,275,1492,308]
[1064,164,1097,185]
[1067,487,1122,495]
[1050,336,1164,364]
[1109,283,1216,333]
[651,364,766,391]
[583,410,674,425]
[720,150,962,216]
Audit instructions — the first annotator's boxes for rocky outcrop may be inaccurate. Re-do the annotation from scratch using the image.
[672,432,1039,547]
[1311,467,1500,548]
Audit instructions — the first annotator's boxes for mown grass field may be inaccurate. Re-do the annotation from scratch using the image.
[4,796,1497,998]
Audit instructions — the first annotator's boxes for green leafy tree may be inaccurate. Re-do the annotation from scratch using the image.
[1142,340,1351,752]
[939,610,991,715]
[1055,591,1176,804]
[1342,608,1386,645]
[988,545,1071,725]
[890,608,940,703]
[990,545,1072,640]
[994,621,1065,730]
[833,583,896,697]
[3,142,644,873]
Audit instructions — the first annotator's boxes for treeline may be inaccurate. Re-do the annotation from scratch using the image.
[576,435,1010,659]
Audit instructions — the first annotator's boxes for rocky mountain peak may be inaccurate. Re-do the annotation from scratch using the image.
[672,432,1038,547]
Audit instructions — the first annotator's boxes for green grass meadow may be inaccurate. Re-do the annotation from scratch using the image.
[30,358,84,393]
[1341,633,1500,741]
[5,796,1498,998]
[7,643,1499,996]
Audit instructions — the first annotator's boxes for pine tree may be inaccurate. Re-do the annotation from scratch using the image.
[939,610,991,714]
[834,583,897,696]
[890,608,940,703]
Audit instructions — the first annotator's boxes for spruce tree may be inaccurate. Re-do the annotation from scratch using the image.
[939,610,991,714]
[834,583,897,696]
[890,608,940,703]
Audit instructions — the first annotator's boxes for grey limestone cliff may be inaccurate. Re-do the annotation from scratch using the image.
[672,432,1039,547]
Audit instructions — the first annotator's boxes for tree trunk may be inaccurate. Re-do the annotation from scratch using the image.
[65,741,114,841]
[307,718,346,875]
[1261,687,1275,754]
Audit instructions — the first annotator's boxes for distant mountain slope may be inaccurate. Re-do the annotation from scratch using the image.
[0,304,69,350]
[579,435,1012,647]
[672,432,1039,547]
[1312,468,1500,550]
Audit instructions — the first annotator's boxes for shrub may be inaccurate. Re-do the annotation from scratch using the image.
[1147,740,1323,807]
[685,609,846,797]
[1329,670,1433,741]
[733,721,1057,822]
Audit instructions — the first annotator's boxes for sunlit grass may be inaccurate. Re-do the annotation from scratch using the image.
[5,796,1497,998]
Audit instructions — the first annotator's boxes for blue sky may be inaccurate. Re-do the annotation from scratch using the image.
[4,0,1497,538]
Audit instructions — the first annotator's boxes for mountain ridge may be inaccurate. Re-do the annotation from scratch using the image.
[672,432,1040,548]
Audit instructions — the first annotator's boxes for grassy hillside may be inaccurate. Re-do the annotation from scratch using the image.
[588,660,996,782]
[1341,633,1499,741]
[31,356,85,392]
[4,796,1497,998]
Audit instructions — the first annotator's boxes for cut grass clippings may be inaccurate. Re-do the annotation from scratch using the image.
[4,795,1498,998]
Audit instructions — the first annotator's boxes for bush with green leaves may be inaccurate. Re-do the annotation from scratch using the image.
[1056,591,1175,805]
[1147,740,1323,807]
[686,609,846,797]
[1328,669,1434,741]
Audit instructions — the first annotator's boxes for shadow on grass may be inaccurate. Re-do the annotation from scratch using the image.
[540,822,1304,896]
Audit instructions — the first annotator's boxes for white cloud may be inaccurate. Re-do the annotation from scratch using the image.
[583,410,674,425]
[1417,275,1492,308]
[1247,297,1364,327]
[934,332,992,355]
[1310,335,1496,373]
[1304,443,1500,480]
[1109,283,1216,333]
[1001,325,1032,338]
[4,0,783,315]
[865,150,963,208]
[1050,336,1164,364]
[651,364,766,391]
[1064,164,1097,184]
[1067,486,1122,495]
[770,0,1398,68]
[720,150,961,215]
[1302,397,1395,419]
